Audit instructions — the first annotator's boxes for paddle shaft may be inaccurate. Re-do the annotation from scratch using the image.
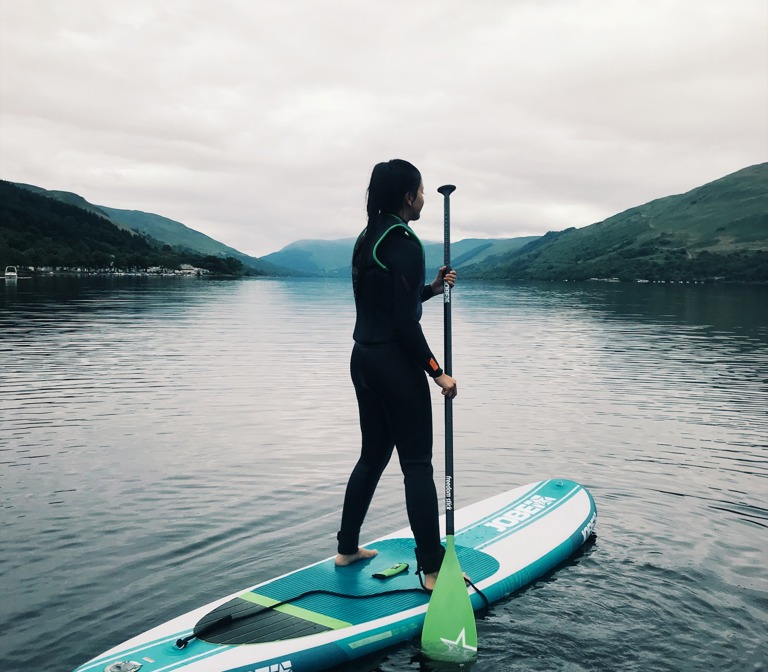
[422,185,479,661]
[437,184,456,536]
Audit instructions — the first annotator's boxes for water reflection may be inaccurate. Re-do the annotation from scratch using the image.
[1,277,766,671]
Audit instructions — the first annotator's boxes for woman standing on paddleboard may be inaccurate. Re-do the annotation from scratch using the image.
[335,159,457,591]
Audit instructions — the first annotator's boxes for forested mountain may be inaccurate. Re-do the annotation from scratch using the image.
[3,163,765,282]
[261,238,358,276]
[261,235,541,276]
[0,181,254,275]
[461,163,768,282]
[1,181,285,275]
[260,165,766,282]
[12,183,113,219]
[95,205,286,274]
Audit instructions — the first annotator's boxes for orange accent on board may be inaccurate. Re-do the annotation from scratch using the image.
[429,358,439,371]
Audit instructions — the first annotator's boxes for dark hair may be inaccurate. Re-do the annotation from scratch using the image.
[352,159,421,297]
[366,159,422,227]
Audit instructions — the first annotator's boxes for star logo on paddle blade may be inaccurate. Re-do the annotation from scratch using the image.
[440,627,478,654]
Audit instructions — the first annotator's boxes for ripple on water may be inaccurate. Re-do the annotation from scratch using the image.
[1,278,767,671]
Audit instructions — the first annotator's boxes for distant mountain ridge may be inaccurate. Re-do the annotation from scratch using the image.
[9,183,287,276]
[99,205,242,256]
[261,165,767,282]
[0,180,231,273]
[4,163,766,282]
[461,163,768,282]
[261,235,541,276]
[13,183,114,219]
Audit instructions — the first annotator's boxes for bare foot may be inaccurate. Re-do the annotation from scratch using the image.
[423,571,471,592]
[334,547,378,566]
[423,571,439,591]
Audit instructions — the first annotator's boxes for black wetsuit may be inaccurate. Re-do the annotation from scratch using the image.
[337,215,445,574]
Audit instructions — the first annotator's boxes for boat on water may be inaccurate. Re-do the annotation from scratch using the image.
[4,265,18,279]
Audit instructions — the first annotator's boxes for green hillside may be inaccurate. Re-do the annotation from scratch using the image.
[6,164,764,282]
[10,182,285,276]
[99,206,239,257]
[261,238,357,275]
[262,236,541,276]
[0,181,248,275]
[98,206,290,277]
[435,236,540,270]
[463,163,768,282]
[12,183,114,220]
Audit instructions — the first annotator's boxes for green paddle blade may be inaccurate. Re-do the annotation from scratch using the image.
[421,536,478,662]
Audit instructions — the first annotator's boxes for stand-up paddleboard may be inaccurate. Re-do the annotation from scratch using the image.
[75,479,596,672]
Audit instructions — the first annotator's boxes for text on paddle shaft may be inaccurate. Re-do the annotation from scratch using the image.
[445,476,453,510]
[484,495,557,532]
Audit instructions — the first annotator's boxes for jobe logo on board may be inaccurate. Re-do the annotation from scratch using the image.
[484,495,557,533]
[249,661,292,672]
[580,511,597,542]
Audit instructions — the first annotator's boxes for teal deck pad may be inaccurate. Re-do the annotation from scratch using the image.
[194,539,497,645]
[195,598,332,645]
[193,537,499,646]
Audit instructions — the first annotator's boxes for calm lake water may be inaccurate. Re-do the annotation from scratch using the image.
[1,276,766,672]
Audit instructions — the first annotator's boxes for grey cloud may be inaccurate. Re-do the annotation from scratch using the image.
[1,0,765,257]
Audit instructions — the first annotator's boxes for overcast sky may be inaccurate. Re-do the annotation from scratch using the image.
[1,1,766,257]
